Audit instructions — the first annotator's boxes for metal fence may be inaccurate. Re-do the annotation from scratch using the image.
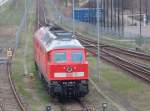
[47,0,150,49]
[15,0,32,48]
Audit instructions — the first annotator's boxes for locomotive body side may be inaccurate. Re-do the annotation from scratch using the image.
[34,26,89,97]
[34,28,48,78]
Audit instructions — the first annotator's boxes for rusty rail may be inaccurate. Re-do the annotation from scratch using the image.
[7,61,27,111]
[77,36,150,61]
[78,38,150,83]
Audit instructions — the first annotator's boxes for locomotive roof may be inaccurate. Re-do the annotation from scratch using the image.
[39,26,84,52]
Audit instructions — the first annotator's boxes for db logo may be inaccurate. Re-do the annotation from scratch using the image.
[67,66,73,72]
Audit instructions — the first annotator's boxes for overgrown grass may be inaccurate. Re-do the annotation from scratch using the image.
[88,56,150,111]
[0,1,26,26]
[11,1,49,111]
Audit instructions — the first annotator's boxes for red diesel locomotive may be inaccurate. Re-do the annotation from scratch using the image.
[33,25,89,97]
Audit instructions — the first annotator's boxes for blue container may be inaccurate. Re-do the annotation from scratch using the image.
[73,8,103,24]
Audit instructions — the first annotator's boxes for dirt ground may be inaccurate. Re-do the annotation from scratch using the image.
[0,26,16,48]
[0,26,16,37]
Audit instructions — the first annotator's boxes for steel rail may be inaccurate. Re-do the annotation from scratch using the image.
[7,61,27,111]
[77,35,150,61]
[59,98,94,111]
[77,99,95,111]
[78,38,150,83]
[0,58,27,111]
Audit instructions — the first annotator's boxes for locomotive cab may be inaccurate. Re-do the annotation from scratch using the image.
[34,26,89,97]
[48,48,89,97]
[49,48,88,80]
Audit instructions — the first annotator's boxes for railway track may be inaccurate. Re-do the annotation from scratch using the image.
[76,35,150,61]
[36,0,47,29]
[0,58,27,111]
[60,100,84,111]
[51,98,94,111]
[78,37,150,83]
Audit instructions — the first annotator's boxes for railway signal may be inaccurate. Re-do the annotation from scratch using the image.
[72,0,75,37]
[96,0,101,81]
[139,0,142,38]
[145,0,148,24]
[7,48,13,59]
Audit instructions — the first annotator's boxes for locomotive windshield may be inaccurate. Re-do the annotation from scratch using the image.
[71,52,83,62]
[54,52,67,63]
[52,50,84,63]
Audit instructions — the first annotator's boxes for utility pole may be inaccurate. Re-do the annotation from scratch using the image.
[121,0,124,37]
[111,0,113,30]
[106,0,109,28]
[101,0,103,28]
[117,0,120,34]
[65,0,67,7]
[103,0,106,30]
[131,6,134,25]
[72,0,75,37]
[25,0,27,30]
[96,0,100,81]
[37,0,39,28]
[114,0,117,32]
[140,0,142,37]
[145,0,148,24]
[88,0,90,23]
